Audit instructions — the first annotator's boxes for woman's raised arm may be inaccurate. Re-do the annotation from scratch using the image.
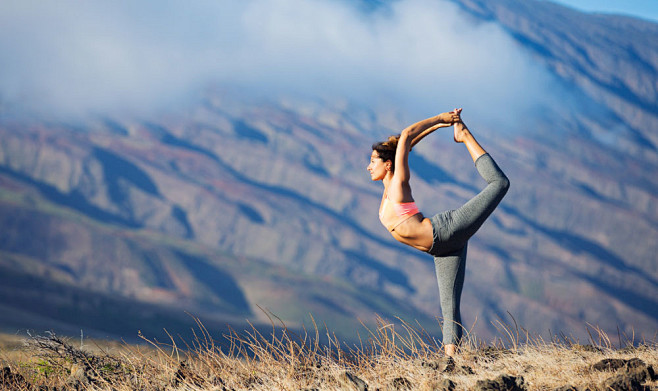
[405,109,462,149]
[393,129,413,186]
[410,122,451,149]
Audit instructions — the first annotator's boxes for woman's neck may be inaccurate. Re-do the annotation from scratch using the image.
[382,173,394,190]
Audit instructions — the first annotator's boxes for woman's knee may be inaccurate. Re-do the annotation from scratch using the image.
[498,175,510,191]
[495,175,510,196]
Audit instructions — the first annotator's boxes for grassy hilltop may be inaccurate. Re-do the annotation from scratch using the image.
[1,319,656,390]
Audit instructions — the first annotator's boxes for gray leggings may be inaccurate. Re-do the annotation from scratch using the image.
[426,153,509,345]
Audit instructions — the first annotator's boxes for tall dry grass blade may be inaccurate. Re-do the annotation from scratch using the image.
[492,317,517,350]
[585,322,612,349]
[507,311,521,347]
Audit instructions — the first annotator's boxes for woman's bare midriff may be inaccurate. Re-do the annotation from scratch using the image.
[390,214,434,252]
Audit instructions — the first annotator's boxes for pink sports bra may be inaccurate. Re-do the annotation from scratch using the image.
[379,195,420,232]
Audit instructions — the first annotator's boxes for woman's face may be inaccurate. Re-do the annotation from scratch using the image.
[367,150,389,181]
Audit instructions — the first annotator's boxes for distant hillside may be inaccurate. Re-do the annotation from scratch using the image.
[1,0,657,342]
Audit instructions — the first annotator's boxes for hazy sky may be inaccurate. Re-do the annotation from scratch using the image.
[0,0,563,122]
[0,0,652,122]
[550,0,658,22]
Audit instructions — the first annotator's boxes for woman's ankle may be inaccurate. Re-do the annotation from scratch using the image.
[444,344,457,357]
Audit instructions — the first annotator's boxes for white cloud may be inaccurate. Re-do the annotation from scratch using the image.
[0,0,559,123]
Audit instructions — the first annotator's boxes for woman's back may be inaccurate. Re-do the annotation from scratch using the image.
[378,191,433,250]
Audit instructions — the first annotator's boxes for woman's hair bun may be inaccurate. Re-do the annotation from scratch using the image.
[381,134,400,150]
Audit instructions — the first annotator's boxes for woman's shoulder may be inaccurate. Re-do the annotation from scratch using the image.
[391,171,412,186]
[386,180,413,202]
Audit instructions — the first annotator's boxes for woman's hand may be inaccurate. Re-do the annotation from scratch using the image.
[406,108,463,149]
[438,108,462,124]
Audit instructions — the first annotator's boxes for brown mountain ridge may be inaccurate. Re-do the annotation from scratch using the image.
[1,0,657,342]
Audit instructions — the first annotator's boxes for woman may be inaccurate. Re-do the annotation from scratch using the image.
[367,109,509,357]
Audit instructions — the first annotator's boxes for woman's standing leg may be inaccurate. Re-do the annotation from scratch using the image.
[434,118,508,357]
[434,244,467,356]
[430,155,506,356]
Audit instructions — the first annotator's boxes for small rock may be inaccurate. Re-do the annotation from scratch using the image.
[601,373,642,391]
[434,378,455,391]
[618,359,656,385]
[458,365,475,375]
[422,357,455,373]
[392,376,412,390]
[593,357,656,390]
[67,363,90,386]
[340,371,368,391]
[625,358,646,370]
[499,375,526,391]
[473,374,526,391]
[473,378,503,391]
[591,358,627,372]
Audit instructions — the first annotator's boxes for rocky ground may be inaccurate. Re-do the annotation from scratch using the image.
[1,324,656,390]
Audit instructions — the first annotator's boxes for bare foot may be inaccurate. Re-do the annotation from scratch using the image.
[453,121,471,143]
[444,343,457,357]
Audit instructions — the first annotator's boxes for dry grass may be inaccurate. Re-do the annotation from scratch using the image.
[1,315,656,390]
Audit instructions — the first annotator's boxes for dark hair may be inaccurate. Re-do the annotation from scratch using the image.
[372,134,400,171]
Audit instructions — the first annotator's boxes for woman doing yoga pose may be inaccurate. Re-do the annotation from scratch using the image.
[367,109,509,357]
